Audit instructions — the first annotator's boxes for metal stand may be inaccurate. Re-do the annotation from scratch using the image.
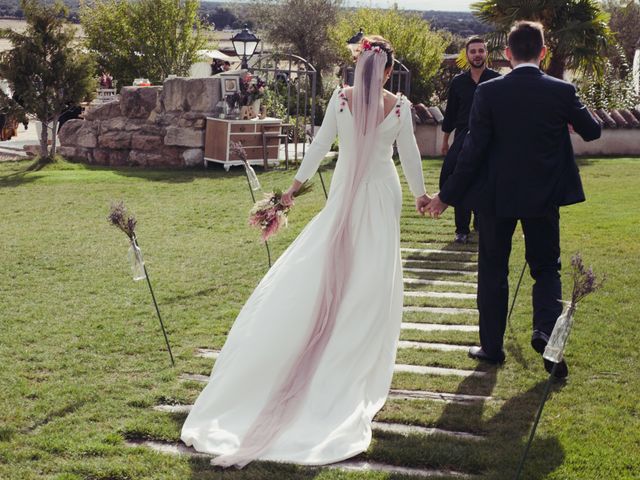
[243,167,272,268]
[508,261,528,323]
[513,362,558,479]
[135,238,175,367]
[318,170,328,200]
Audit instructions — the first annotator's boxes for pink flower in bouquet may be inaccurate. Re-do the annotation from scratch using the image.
[248,183,313,241]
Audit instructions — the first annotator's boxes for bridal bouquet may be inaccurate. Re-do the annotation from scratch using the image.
[249,183,313,241]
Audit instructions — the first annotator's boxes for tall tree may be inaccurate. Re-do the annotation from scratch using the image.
[247,0,342,82]
[80,0,206,87]
[472,0,614,79]
[328,7,448,104]
[0,0,95,160]
[603,0,640,63]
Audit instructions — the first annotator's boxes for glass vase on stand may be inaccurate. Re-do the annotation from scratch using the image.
[543,301,575,363]
[128,239,146,281]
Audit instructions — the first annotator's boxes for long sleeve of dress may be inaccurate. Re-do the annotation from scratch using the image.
[294,88,339,184]
[395,100,427,198]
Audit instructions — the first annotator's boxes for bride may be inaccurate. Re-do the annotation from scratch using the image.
[181,36,432,468]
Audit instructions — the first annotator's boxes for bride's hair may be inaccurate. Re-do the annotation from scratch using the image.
[361,35,394,70]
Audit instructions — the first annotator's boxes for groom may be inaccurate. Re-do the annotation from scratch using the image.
[426,21,601,378]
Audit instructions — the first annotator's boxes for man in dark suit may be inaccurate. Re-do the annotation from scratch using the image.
[426,21,601,378]
[440,37,501,244]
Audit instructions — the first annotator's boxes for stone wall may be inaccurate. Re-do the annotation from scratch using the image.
[58,77,221,167]
[414,123,640,157]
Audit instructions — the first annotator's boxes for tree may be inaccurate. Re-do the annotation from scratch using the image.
[472,0,614,79]
[328,7,448,104]
[0,0,95,160]
[603,0,640,63]
[247,0,342,84]
[80,0,206,87]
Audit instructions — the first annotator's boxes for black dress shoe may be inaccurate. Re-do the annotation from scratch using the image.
[468,346,505,364]
[531,337,569,379]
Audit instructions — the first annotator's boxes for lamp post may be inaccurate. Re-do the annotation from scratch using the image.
[231,25,261,69]
[346,27,364,59]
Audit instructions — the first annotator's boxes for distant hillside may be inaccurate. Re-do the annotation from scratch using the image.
[0,1,491,36]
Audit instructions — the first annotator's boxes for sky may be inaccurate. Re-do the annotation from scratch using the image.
[343,0,473,11]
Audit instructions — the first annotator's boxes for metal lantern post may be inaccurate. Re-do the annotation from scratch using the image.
[231,25,261,69]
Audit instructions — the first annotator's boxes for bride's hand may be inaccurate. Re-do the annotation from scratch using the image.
[280,188,296,207]
[415,194,432,215]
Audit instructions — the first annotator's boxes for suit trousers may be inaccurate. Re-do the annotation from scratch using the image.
[454,207,478,235]
[476,209,562,357]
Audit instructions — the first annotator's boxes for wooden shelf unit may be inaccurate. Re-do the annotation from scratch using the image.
[204,117,282,170]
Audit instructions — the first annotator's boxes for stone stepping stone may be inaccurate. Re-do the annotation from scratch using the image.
[388,388,494,403]
[403,306,478,315]
[397,340,469,352]
[176,376,493,404]
[401,322,478,332]
[151,405,480,441]
[154,404,193,414]
[402,258,477,268]
[401,247,475,257]
[404,278,477,288]
[371,421,482,441]
[403,267,477,276]
[126,439,473,478]
[401,244,477,255]
[195,348,219,359]
[394,364,487,378]
[179,373,209,383]
[405,291,476,300]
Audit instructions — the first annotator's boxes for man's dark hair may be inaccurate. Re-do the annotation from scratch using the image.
[223,61,231,66]
[508,21,544,61]
[465,36,485,51]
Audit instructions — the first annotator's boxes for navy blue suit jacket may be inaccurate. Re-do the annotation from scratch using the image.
[439,67,601,218]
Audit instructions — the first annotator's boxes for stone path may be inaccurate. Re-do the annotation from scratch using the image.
[132,186,492,478]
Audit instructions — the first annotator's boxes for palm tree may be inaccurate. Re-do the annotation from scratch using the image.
[472,0,614,79]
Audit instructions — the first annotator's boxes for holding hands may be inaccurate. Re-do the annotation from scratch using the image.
[424,193,448,218]
[415,194,432,215]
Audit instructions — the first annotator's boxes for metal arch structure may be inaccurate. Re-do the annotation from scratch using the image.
[342,58,412,97]
[247,52,318,162]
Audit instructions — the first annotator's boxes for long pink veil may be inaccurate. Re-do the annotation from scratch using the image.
[211,48,388,469]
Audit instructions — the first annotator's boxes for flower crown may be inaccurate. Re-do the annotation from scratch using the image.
[361,40,383,54]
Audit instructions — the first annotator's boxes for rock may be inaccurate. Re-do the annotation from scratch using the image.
[100,117,127,132]
[24,144,40,156]
[76,126,98,148]
[130,147,183,167]
[178,115,206,129]
[84,101,121,121]
[58,119,84,145]
[98,131,132,149]
[182,148,203,166]
[58,146,92,163]
[124,119,152,131]
[131,133,164,151]
[161,77,220,113]
[148,110,180,127]
[164,126,204,147]
[93,148,129,166]
[120,86,162,119]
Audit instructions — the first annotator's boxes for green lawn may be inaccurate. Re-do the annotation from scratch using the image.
[0,157,638,479]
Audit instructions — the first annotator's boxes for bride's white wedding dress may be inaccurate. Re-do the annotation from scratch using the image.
[181,85,426,466]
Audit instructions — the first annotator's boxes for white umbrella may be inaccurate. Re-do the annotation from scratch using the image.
[197,49,235,61]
